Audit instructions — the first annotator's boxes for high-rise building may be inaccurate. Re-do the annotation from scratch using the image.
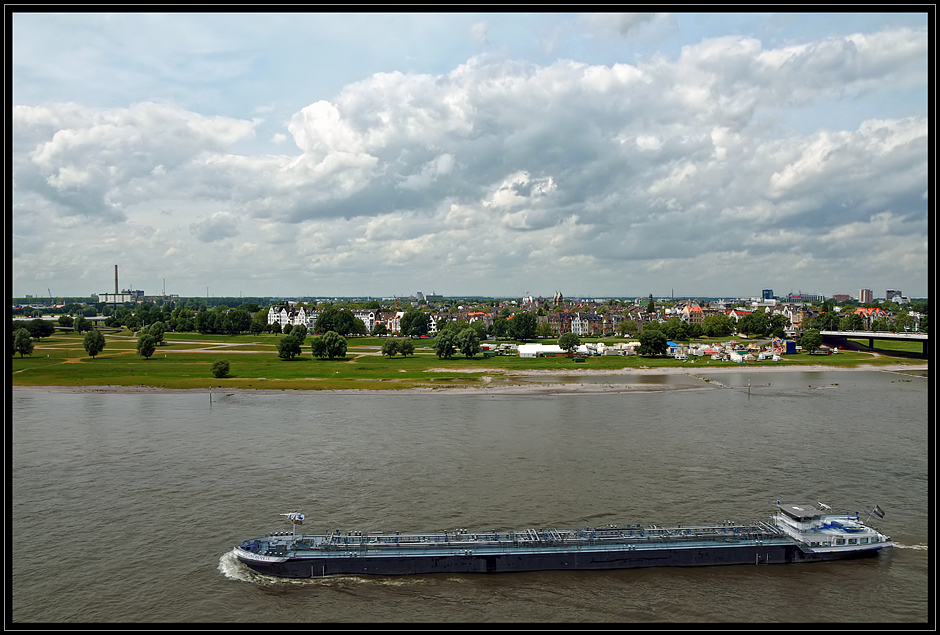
[886,289,902,302]
[762,289,774,300]
[859,289,873,304]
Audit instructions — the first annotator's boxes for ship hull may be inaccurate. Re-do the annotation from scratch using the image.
[239,542,886,579]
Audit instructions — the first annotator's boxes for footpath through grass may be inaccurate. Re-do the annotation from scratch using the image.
[11,331,926,391]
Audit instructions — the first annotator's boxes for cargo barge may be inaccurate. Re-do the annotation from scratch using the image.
[234,503,891,578]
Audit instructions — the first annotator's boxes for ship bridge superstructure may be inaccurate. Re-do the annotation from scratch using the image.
[773,503,890,552]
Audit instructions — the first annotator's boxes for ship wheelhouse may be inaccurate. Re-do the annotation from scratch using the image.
[773,503,889,551]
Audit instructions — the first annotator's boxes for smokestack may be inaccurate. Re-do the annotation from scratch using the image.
[115,265,119,294]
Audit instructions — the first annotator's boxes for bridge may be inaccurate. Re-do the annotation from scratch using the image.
[820,330,928,358]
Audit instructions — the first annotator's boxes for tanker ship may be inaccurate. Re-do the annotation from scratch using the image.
[234,502,891,579]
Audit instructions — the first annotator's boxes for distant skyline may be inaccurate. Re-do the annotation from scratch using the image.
[12,12,929,299]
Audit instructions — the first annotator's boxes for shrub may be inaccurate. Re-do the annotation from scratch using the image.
[211,359,230,378]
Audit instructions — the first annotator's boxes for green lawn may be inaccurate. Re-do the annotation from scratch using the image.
[846,338,926,355]
[11,331,926,391]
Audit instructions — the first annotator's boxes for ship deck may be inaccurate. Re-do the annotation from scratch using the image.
[244,521,791,559]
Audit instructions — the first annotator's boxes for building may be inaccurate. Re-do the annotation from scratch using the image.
[831,294,851,303]
[785,292,825,304]
[859,289,873,304]
[97,289,144,304]
[852,306,889,328]
[762,289,774,300]
[518,344,568,358]
[681,304,704,324]
[571,312,604,336]
[886,289,902,302]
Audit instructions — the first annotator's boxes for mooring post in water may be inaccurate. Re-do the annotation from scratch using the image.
[209,386,212,408]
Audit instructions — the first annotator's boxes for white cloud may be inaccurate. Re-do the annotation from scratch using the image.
[190,211,240,242]
[11,18,928,298]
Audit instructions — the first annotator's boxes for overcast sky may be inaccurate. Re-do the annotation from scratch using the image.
[11,12,929,300]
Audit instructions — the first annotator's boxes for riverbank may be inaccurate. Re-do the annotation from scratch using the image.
[12,363,926,396]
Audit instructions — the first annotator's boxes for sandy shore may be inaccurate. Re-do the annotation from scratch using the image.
[12,363,927,397]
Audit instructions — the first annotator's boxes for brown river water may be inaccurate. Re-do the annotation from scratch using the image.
[11,369,928,624]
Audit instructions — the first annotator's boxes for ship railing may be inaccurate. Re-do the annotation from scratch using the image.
[312,523,788,552]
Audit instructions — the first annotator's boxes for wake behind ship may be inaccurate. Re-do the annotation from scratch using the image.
[234,503,891,578]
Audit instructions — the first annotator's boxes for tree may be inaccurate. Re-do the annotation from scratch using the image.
[663,317,682,340]
[315,307,357,336]
[292,324,308,344]
[137,333,157,359]
[509,311,538,341]
[400,309,431,337]
[13,328,34,358]
[840,313,864,331]
[73,314,91,333]
[58,315,74,328]
[738,313,767,337]
[351,317,367,336]
[399,338,415,357]
[617,319,639,337]
[211,359,230,378]
[701,314,734,338]
[277,334,303,360]
[249,309,268,335]
[799,329,822,354]
[195,310,210,334]
[314,307,338,334]
[27,318,55,340]
[310,335,326,358]
[318,331,347,359]
[381,338,399,358]
[373,323,388,336]
[815,311,841,331]
[674,321,691,342]
[892,313,914,332]
[558,332,580,354]
[491,316,510,339]
[767,314,789,339]
[456,328,481,358]
[537,321,554,338]
[231,308,252,334]
[82,330,106,358]
[147,321,165,345]
[637,330,667,356]
[434,331,457,359]
[641,320,662,333]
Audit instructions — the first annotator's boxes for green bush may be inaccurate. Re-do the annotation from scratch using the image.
[211,359,230,378]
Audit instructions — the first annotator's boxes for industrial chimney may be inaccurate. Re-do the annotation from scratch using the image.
[115,265,119,295]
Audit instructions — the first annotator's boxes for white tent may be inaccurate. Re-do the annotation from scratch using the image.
[518,344,566,358]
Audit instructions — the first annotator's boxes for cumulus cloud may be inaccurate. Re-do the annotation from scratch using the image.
[190,211,240,242]
[14,102,257,223]
[11,23,927,297]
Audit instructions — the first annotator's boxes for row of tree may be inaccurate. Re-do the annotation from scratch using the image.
[804,310,923,333]
[275,326,349,361]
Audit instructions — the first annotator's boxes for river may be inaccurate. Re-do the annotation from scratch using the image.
[11,369,928,623]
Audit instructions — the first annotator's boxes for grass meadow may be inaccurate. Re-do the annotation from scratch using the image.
[11,330,926,392]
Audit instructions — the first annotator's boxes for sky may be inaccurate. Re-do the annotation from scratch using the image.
[11,11,930,300]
